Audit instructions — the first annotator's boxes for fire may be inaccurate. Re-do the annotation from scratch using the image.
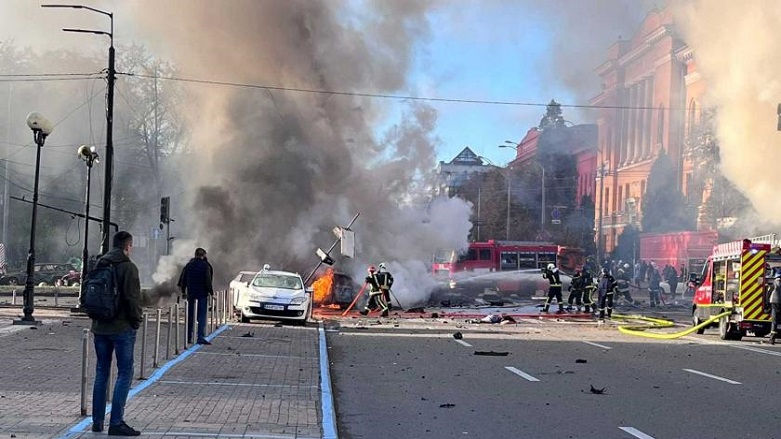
[312,268,334,305]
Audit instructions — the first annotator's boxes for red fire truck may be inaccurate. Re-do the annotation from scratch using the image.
[432,240,563,278]
[691,239,776,340]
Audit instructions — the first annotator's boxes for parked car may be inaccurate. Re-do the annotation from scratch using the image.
[61,269,82,287]
[230,271,258,311]
[0,263,77,286]
[235,267,312,325]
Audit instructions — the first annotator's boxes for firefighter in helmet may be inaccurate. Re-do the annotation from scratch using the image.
[567,270,585,312]
[597,267,616,321]
[614,263,635,305]
[376,262,395,311]
[542,263,564,313]
[360,265,389,317]
[581,266,596,313]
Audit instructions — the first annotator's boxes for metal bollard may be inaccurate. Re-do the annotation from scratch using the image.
[174,303,180,355]
[138,312,148,379]
[153,308,162,368]
[166,306,173,360]
[216,292,222,326]
[11,289,15,305]
[54,288,59,307]
[80,328,89,416]
[184,299,190,349]
[210,296,215,334]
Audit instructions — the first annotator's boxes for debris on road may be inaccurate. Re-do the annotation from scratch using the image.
[439,403,456,408]
[407,307,425,313]
[575,359,587,363]
[589,385,606,395]
[453,332,463,340]
[473,351,509,356]
[240,331,255,338]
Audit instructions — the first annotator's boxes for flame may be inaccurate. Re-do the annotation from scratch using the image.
[312,268,335,305]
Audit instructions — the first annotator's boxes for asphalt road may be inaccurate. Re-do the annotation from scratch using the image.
[327,320,781,439]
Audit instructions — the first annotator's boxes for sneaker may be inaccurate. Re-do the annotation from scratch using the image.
[108,422,140,436]
[92,423,103,433]
[359,310,369,316]
[197,339,212,345]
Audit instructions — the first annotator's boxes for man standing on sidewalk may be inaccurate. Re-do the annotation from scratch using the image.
[178,247,214,344]
[90,231,142,436]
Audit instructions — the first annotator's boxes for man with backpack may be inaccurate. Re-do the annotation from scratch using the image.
[86,231,142,436]
[178,247,214,344]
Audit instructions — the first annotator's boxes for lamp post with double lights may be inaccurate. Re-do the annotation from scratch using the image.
[16,112,54,325]
[77,145,99,303]
[499,141,545,235]
[42,4,115,255]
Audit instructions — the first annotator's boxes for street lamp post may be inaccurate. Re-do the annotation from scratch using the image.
[500,142,545,234]
[16,113,53,325]
[76,145,99,303]
[42,4,115,255]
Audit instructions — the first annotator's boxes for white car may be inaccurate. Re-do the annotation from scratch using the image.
[230,271,257,312]
[236,268,312,325]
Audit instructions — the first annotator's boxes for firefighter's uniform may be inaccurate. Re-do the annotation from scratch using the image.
[542,264,564,313]
[375,269,394,310]
[648,268,662,307]
[567,271,585,311]
[597,270,615,320]
[614,267,634,304]
[361,269,389,317]
[581,268,596,313]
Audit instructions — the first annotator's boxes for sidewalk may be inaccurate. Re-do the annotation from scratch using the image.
[0,308,329,439]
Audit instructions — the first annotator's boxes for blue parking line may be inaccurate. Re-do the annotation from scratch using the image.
[55,324,231,439]
[318,323,339,439]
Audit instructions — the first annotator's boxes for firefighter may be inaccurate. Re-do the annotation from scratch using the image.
[582,267,596,314]
[597,268,615,321]
[567,270,585,311]
[769,271,781,345]
[614,263,635,305]
[376,262,395,310]
[542,263,564,313]
[359,265,389,317]
[648,266,662,307]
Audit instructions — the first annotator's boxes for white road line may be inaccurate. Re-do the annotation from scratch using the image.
[582,341,613,350]
[731,345,781,357]
[194,351,315,360]
[454,339,472,347]
[619,426,656,439]
[504,366,540,382]
[141,432,319,439]
[158,380,317,388]
[683,368,741,385]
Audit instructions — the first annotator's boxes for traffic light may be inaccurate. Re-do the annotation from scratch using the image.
[160,196,170,224]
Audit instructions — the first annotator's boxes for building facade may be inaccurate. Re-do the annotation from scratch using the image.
[591,8,701,255]
[435,147,492,197]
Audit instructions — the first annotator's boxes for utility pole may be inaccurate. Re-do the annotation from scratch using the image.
[596,162,607,266]
[101,39,115,254]
[2,84,12,259]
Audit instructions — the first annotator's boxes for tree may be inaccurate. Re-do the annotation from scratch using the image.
[613,224,640,264]
[538,99,567,131]
[641,150,694,233]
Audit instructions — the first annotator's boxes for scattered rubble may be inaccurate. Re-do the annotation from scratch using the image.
[589,385,606,395]
[452,332,463,340]
[439,403,456,408]
[575,359,587,364]
[473,351,509,356]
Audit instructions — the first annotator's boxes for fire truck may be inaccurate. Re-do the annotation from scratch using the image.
[431,240,561,278]
[691,239,775,341]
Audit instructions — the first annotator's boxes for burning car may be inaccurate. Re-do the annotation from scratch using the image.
[236,267,312,325]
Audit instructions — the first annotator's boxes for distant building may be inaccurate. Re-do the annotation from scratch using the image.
[435,147,492,197]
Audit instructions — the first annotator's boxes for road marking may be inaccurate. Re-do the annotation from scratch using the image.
[731,345,781,357]
[619,427,656,439]
[158,380,317,388]
[504,366,540,382]
[454,339,472,347]
[318,323,339,439]
[582,341,612,350]
[683,368,741,385]
[194,351,315,360]
[141,432,319,439]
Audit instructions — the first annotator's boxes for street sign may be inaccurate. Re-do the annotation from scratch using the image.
[551,207,561,225]
[341,229,355,258]
[150,228,161,240]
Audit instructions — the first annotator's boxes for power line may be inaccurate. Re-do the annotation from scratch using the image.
[0,72,104,78]
[117,71,689,112]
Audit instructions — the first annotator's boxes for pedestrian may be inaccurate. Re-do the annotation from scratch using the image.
[596,268,615,321]
[360,265,389,316]
[90,231,142,436]
[178,247,214,345]
[542,263,564,313]
[667,265,679,301]
[648,266,662,307]
[639,261,648,283]
[376,262,395,310]
[768,271,781,345]
[567,270,585,311]
[634,262,642,287]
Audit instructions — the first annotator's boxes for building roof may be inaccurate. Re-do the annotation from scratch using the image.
[446,147,484,166]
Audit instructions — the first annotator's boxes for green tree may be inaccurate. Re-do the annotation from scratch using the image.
[538,99,567,131]
[641,150,694,233]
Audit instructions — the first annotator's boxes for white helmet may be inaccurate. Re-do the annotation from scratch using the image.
[262,264,271,272]
[547,263,555,271]
[378,262,387,271]
[624,263,630,269]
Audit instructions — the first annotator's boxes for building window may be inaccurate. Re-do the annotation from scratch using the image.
[657,105,665,149]
[617,186,623,213]
[605,188,610,215]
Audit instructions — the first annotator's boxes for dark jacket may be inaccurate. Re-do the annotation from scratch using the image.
[597,274,615,296]
[90,248,143,335]
[543,269,561,287]
[178,258,214,298]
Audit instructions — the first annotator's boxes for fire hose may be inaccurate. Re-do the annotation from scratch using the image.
[614,310,731,339]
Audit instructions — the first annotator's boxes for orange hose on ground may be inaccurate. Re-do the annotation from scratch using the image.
[341,282,368,317]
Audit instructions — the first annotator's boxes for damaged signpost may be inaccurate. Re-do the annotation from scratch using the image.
[303,212,359,286]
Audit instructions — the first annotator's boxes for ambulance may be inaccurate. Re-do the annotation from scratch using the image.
[691,239,774,341]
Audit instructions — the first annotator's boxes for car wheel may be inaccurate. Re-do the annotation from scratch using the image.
[240,313,250,323]
[7,277,18,285]
[692,314,705,335]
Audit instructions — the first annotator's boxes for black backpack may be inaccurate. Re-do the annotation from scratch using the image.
[82,262,120,322]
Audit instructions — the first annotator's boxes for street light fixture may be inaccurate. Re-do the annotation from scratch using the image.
[499,142,546,235]
[42,4,115,255]
[76,145,99,304]
[15,112,54,325]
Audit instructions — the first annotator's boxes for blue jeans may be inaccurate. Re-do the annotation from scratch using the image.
[187,296,209,342]
[92,328,136,427]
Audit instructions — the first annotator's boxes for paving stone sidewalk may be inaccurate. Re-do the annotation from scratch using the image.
[0,309,325,439]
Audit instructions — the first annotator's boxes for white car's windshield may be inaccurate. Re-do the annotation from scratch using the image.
[252,274,303,290]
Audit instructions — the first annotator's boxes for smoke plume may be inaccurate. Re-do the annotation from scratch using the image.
[673,1,781,223]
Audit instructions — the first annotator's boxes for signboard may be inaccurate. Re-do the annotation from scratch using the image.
[340,229,355,258]
[551,207,561,225]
